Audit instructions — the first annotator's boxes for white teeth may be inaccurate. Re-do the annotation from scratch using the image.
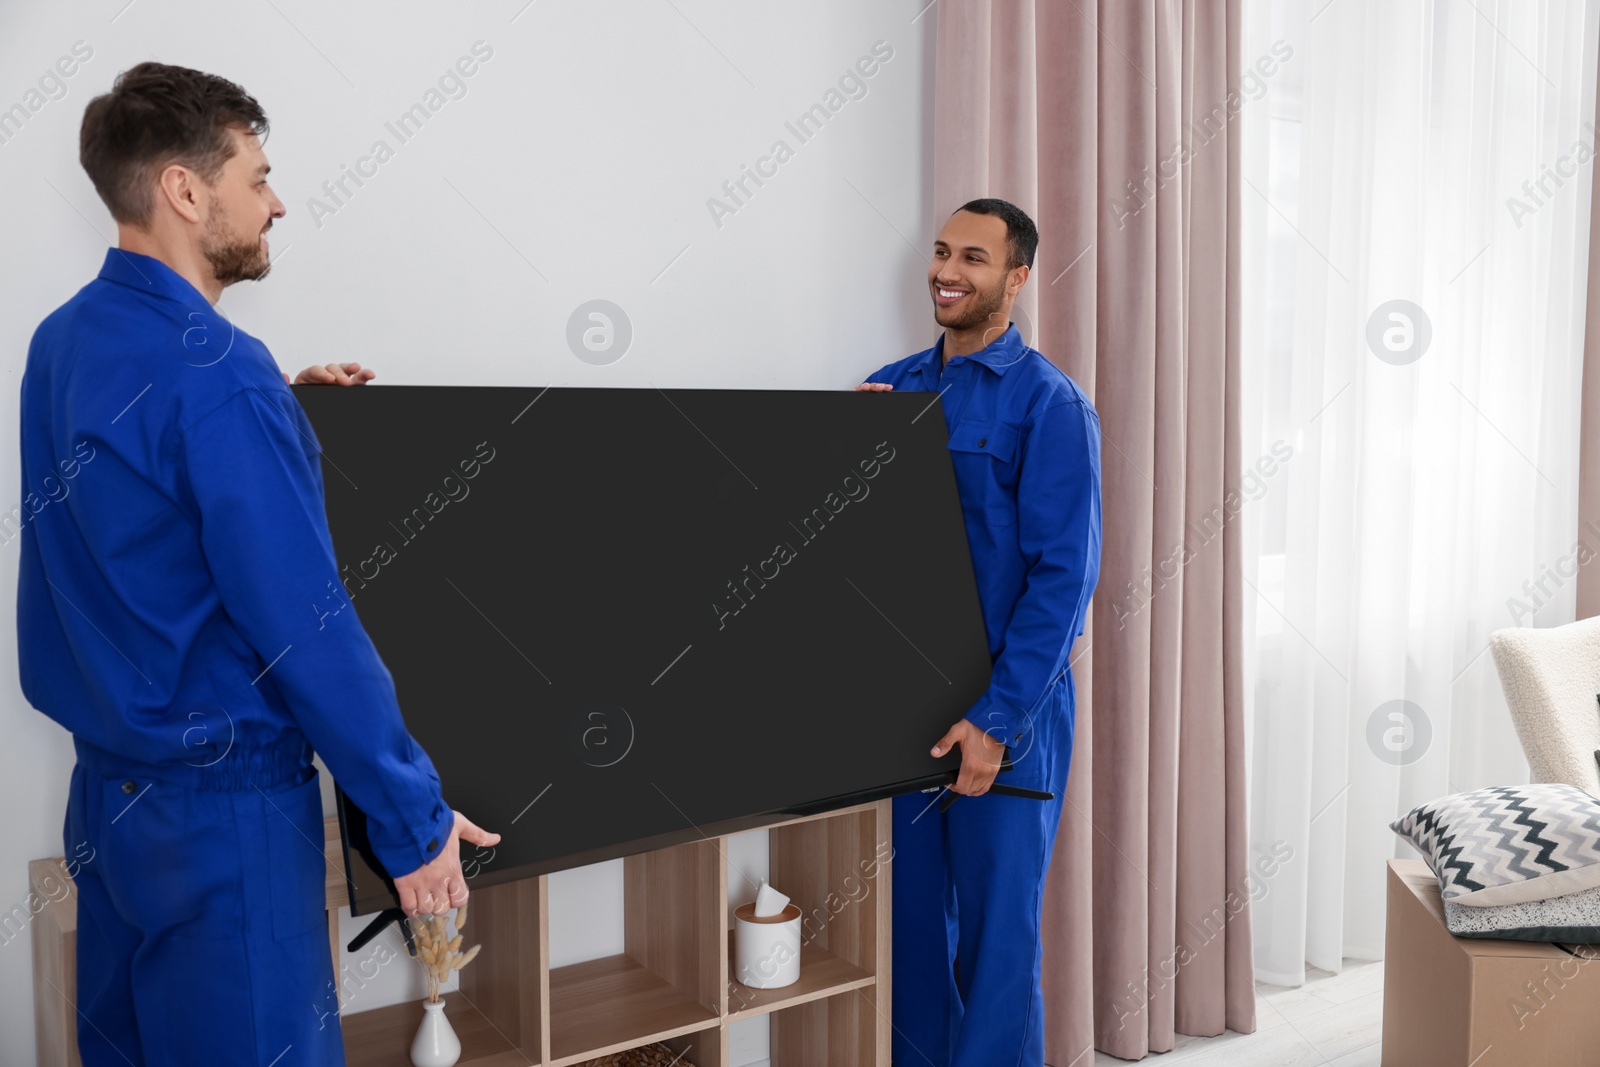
[938,288,966,299]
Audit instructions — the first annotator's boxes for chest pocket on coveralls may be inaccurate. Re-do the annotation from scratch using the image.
[947,419,1020,528]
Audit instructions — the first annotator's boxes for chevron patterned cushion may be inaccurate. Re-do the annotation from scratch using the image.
[1391,784,1600,907]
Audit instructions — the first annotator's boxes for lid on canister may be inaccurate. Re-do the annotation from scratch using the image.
[734,901,802,924]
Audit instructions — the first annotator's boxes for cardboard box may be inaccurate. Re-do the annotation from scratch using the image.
[1384,857,1600,1065]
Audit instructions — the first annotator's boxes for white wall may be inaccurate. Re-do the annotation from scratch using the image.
[0,1,936,1062]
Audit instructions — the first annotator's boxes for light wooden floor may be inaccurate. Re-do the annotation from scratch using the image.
[742,958,1384,1067]
[1092,958,1385,1066]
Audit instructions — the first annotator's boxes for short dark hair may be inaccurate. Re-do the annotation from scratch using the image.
[954,198,1038,270]
[80,63,268,226]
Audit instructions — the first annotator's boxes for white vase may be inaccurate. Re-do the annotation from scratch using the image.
[410,998,461,1067]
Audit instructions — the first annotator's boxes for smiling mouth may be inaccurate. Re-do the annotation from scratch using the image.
[933,284,969,306]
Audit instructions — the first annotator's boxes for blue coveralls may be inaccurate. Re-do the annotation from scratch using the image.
[865,324,1102,1067]
[17,249,455,1065]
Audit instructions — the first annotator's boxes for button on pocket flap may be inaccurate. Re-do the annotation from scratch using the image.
[947,420,1018,462]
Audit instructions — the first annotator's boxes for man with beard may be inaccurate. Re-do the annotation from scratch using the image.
[17,63,498,1065]
[857,199,1102,1066]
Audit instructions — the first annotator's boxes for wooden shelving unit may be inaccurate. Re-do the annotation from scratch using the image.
[32,799,891,1067]
[336,798,891,1067]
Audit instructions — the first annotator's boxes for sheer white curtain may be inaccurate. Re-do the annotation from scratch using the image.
[1241,0,1600,985]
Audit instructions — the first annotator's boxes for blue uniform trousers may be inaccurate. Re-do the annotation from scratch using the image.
[892,677,1073,1067]
[64,735,345,1066]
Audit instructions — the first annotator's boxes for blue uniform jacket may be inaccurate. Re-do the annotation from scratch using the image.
[866,324,1102,753]
[16,249,453,879]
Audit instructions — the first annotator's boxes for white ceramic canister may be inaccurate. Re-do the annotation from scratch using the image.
[733,901,803,989]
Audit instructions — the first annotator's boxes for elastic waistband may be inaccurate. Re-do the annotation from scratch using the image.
[73,733,314,792]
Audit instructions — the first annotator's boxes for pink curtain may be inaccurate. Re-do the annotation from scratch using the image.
[930,0,1254,1059]
[1578,47,1600,623]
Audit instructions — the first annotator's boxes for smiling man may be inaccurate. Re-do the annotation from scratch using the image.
[17,63,497,1065]
[858,199,1102,1066]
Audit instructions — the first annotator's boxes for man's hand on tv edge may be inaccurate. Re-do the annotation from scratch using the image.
[394,810,503,917]
[932,719,1006,796]
[282,361,376,385]
[854,382,894,391]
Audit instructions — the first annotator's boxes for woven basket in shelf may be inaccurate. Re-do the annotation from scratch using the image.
[574,1043,695,1067]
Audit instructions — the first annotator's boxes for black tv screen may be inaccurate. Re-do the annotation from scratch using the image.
[293,385,991,915]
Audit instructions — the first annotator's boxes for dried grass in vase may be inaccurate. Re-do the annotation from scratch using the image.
[408,902,483,1004]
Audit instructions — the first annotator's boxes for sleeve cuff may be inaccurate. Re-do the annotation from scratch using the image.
[964,693,1033,749]
[369,800,455,881]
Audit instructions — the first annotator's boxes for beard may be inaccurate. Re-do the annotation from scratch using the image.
[201,206,271,286]
[933,271,1010,334]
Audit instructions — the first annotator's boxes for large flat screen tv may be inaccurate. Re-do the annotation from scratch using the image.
[293,385,991,916]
